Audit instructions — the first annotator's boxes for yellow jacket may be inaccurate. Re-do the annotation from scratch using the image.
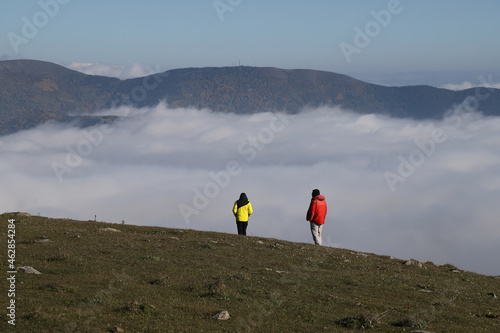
[233,201,253,222]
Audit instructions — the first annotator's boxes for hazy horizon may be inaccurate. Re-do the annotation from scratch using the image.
[3,1,500,87]
[58,61,500,90]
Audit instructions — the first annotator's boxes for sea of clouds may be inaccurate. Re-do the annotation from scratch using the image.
[1,103,499,275]
[64,62,157,79]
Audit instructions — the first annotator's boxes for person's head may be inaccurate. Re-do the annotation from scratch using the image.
[312,189,320,197]
[239,193,248,201]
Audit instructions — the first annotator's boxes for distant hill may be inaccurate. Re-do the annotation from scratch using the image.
[1,59,500,135]
[0,60,121,134]
[1,212,498,331]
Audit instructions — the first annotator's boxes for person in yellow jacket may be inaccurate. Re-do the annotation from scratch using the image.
[233,193,253,235]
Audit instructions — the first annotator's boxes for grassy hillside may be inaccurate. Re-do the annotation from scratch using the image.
[1,213,498,332]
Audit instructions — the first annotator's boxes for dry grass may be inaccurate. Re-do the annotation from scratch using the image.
[1,213,499,332]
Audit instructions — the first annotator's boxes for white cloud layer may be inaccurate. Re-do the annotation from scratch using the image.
[441,81,500,91]
[64,62,159,79]
[1,104,500,276]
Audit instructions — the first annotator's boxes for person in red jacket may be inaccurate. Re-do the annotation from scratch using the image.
[306,189,327,245]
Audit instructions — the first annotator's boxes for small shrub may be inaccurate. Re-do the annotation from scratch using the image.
[442,263,459,271]
[149,276,169,285]
[45,254,68,262]
[336,315,375,330]
[393,317,427,329]
[141,255,161,261]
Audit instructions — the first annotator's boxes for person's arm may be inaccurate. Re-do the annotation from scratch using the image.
[233,202,238,216]
[248,202,253,217]
[306,200,315,221]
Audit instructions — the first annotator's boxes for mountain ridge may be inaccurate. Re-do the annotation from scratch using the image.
[1,59,500,135]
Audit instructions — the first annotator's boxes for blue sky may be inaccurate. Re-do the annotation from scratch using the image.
[2,0,500,85]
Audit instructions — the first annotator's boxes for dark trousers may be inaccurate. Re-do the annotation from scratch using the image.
[236,221,248,235]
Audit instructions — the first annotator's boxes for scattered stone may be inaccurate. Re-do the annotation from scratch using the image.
[212,310,230,320]
[99,227,121,232]
[113,326,124,333]
[257,241,264,244]
[357,252,368,258]
[405,259,423,268]
[126,300,156,313]
[487,293,497,298]
[452,270,460,273]
[275,270,287,274]
[35,238,51,243]
[418,289,433,293]
[17,266,42,274]
[270,243,284,249]
[170,236,180,240]
[9,212,32,217]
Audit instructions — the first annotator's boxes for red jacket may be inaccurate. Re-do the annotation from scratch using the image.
[306,195,327,225]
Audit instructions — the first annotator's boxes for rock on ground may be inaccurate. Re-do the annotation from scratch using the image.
[212,310,230,320]
[405,259,424,268]
[17,266,42,274]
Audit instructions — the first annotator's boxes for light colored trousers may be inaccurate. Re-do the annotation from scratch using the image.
[310,222,323,245]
